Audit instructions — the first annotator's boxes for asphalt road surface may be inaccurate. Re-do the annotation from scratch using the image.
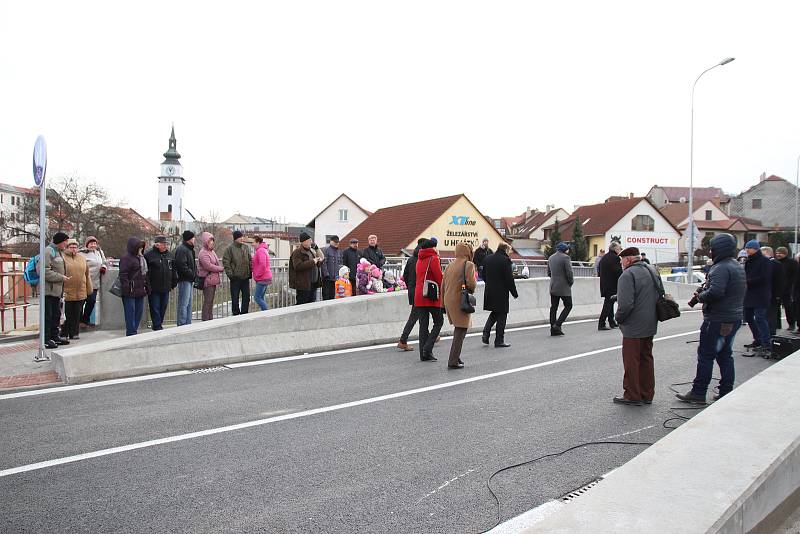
[0,311,778,533]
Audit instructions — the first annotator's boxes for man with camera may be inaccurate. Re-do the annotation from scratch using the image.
[677,234,746,404]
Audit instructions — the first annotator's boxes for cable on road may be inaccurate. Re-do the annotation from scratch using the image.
[479,440,653,534]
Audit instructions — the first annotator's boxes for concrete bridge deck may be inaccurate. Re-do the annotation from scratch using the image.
[0,311,783,532]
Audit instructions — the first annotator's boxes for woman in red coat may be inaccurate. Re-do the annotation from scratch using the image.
[415,239,444,361]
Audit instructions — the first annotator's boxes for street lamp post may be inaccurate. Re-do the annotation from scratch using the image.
[795,154,800,255]
[688,57,735,276]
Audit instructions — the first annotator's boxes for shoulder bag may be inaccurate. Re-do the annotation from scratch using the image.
[421,258,439,301]
[460,261,476,313]
[109,277,123,298]
[641,263,680,321]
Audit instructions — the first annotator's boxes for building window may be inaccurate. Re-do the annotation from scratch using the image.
[10,197,14,206]
[338,209,348,222]
[631,214,655,232]
[752,199,762,209]
[168,204,172,213]
[745,232,757,243]
[168,186,172,196]
[593,244,598,257]
[705,210,712,220]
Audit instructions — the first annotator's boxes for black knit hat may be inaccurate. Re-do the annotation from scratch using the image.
[52,232,69,245]
[299,231,311,242]
[233,230,243,240]
[182,230,195,242]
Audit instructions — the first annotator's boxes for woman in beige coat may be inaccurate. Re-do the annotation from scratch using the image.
[62,239,93,340]
[442,242,477,369]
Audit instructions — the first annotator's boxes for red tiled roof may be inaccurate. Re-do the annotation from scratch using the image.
[659,203,690,225]
[340,194,463,255]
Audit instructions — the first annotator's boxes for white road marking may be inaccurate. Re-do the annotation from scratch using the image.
[415,468,476,504]
[0,370,193,400]
[600,425,656,441]
[0,329,699,478]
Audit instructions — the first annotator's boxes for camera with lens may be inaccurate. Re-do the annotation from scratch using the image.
[688,282,708,308]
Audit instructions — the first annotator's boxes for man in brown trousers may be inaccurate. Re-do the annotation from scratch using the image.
[613,246,661,406]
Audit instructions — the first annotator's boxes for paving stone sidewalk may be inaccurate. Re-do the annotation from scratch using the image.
[0,328,126,391]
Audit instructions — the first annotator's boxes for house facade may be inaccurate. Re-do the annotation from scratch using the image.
[308,194,370,245]
[728,174,798,231]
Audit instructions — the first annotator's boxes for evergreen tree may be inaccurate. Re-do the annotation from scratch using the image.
[571,216,589,262]
[544,219,561,257]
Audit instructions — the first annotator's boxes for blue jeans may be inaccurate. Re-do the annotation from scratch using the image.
[148,291,170,330]
[744,307,770,347]
[177,281,193,326]
[692,319,739,397]
[122,296,144,336]
[254,282,269,311]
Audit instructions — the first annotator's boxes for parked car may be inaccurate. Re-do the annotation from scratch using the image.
[661,271,706,285]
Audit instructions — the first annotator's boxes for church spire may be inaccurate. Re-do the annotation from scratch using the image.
[162,123,181,164]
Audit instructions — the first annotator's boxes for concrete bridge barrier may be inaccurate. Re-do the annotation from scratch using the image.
[51,277,697,385]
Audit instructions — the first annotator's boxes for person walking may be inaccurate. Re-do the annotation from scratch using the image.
[362,234,386,268]
[761,246,783,335]
[198,232,225,321]
[289,232,322,305]
[482,242,518,347]
[397,239,426,351]
[62,239,92,340]
[442,243,477,369]
[677,234,746,404]
[321,236,342,301]
[473,238,493,281]
[598,242,622,330]
[415,239,444,362]
[223,230,252,315]
[548,242,574,336]
[342,238,361,291]
[742,240,772,357]
[252,235,273,311]
[613,247,661,406]
[174,230,197,326]
[78,236,107,328]
[144,235,177,330]
[41,232,70,349]
[775,246,797,330]
[118,238,149,336]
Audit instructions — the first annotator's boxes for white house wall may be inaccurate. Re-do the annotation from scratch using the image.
[314,196,369,244]
[606,200,681,264]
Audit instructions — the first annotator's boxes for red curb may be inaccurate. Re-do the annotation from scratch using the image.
[0,371,61,389]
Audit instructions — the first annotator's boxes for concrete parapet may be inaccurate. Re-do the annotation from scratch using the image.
[51,277,697,384]
[522,352,800,533]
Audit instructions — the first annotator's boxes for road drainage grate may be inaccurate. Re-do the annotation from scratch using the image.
[191,366,230,374]
[560,478,601,503]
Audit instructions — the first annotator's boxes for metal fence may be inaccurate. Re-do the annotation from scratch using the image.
[121,256,597,327]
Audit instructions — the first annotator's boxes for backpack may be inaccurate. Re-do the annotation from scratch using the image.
[24,248,56,286]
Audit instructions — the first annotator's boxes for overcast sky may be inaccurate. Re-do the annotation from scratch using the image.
[2,1,798,224]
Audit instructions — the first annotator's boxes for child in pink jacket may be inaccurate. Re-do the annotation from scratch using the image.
[252,236,273,310]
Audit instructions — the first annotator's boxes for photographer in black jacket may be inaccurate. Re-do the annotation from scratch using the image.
[677,234,746,404]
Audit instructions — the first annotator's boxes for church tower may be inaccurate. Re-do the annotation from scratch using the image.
[158,125,185,222]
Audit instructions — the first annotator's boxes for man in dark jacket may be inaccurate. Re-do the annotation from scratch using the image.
[144,235,177,331]
[342,238,361,290]
[482,243,518,347]
[362,234,386,268]
[742,240,772,356]
[473,238,493,281]
[762,246,784,336]
[223,230,253,315]
[289,232,322,305]
[397,239,426,351]
[321,236,342,301]
[598,242,622,330]
[775,246,796,330]
[548,242,574,336]
[677,234,746,404]
[613,247,661,406]
[174,230,197,326]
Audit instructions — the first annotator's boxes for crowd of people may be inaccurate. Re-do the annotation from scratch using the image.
[37,227,792,402]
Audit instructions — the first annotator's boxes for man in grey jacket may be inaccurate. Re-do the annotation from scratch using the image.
[321,236,342,301]
[548,242,574,336]
[613,246,660,406]
[41,231,71,350]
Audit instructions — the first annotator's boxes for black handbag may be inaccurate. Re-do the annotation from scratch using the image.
[193,276,206,290]
[109,277,123,298]
[642,264,680,322]
[421,258,439,301]
[460,262,476,314]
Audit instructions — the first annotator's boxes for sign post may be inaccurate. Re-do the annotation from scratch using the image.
[33,136,48,362]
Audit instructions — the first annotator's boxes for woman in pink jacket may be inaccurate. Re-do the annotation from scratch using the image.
[252,235,273,310]
[197,232,225,321]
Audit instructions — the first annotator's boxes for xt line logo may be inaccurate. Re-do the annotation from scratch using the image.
[449,216,477,226]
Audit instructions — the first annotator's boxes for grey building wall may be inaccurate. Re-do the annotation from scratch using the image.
[728,179,797,230]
